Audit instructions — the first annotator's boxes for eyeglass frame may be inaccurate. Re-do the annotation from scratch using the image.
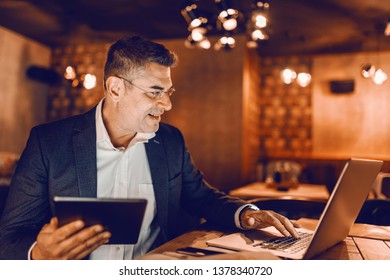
[114,75,175,100]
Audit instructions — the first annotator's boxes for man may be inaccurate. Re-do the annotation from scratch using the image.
[0,36,297,260]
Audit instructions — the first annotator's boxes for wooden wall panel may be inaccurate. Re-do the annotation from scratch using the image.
[160,36,245,190]
[0,26,51,154]
[312,51,390,159]
[242,47,262,184]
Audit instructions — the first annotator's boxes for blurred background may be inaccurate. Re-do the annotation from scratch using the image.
[1,0,390,194]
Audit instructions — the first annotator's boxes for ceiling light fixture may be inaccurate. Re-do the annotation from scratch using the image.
[181,0,270,51]
[215,0,239,31]
[182,1,212,50]
[214,34,236,50]
[246,1,270,48]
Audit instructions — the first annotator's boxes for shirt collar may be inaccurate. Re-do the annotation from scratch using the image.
[95,98,155,149]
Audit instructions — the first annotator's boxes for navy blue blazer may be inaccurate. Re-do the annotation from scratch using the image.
[0,107,246,259]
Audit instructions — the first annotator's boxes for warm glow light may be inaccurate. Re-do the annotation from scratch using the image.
[255,14,267,28]
[64,66,76,80]
[198,38,211,49]
[372,69,388,85]
[361,64,376,78]
[214,36,235,50]
[281,68,297,84]
[385,21,390,36]
[184,35,210,50]
[190,18,202,28]
[219,10,228,18]
[83,74,97,89]
[222,18,237,30]
[218,9,238,31]
[246,40,258,48]
[191,27,206,41]
[251,29,267,40]
[297,72,312,87]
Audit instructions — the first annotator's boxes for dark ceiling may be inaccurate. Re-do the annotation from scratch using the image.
[0,0,390,56]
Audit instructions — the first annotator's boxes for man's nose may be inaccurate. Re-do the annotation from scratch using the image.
[157,93,172,111]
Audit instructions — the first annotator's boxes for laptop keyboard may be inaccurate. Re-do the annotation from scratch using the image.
[253,232,313,254]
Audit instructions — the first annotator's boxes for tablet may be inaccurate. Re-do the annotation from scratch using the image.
[53,196,147,244]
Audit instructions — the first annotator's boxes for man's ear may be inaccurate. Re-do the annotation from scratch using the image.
[105,76,124,102]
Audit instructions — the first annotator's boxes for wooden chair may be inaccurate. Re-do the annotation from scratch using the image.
[381,177,390,198]
[356,199,390,226]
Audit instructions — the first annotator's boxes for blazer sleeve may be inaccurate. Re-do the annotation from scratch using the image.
[0,127,51,260]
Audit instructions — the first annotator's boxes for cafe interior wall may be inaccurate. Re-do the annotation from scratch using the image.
[253,50,390,184]
[312,51,390,160]
[0,26,51,155]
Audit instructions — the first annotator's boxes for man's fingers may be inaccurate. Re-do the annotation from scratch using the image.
[68,231,111,260]
[58,224,106,254]
[247,217,255,226]
[242,209,299,238]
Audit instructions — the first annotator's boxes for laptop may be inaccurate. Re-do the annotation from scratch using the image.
[207,158,383,259]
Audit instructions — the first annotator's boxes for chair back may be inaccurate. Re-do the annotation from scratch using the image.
[265,160,301,187]
[356,199,390,226]
[381,177,390,198]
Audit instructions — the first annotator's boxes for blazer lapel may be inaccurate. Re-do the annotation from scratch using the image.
[72,108,98,197]
[145,133,169,239]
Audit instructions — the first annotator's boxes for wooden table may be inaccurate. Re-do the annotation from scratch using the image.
[229,182,329,201]
[142,218,390,260]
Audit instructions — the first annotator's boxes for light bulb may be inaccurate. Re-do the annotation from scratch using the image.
[281,68,297,84]
[372,69,388,85]
[297,73,312,87]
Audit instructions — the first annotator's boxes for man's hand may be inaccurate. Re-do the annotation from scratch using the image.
[31,217,111,260]
[240,209,300,238]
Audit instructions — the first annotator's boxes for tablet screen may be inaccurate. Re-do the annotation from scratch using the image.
[53,196,147,244]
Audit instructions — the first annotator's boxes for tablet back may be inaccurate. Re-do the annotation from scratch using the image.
[53,197,147,244]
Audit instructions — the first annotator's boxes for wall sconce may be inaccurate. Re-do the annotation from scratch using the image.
[384,19,390,36]
[297,72,312,87]
[361,64,376,78]
[64,65,96,89]
[372,68,388,85]
[280,68,296,84]
[360,64,388,85]
[281,68,311,87]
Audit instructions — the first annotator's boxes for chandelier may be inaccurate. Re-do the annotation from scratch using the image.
[181,0,270,50]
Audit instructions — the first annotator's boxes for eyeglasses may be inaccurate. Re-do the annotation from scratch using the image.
[115,75,175,100]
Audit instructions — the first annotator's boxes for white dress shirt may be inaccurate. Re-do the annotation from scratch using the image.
[89,99,159,259]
